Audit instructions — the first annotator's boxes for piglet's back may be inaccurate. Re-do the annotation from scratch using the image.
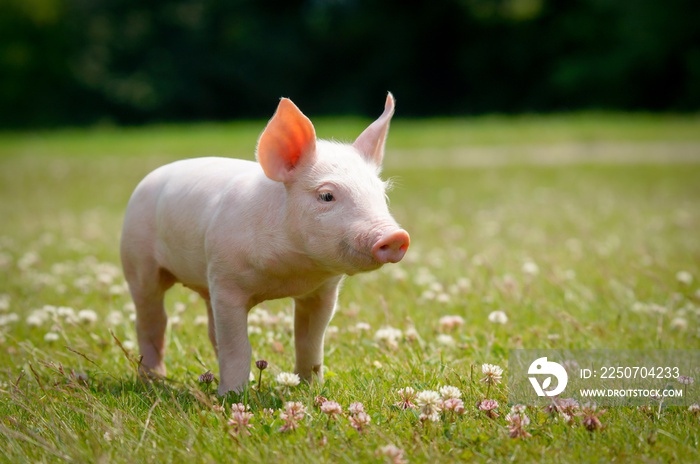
[121,157,260,287]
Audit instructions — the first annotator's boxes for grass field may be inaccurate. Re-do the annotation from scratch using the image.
[1,114,699,462]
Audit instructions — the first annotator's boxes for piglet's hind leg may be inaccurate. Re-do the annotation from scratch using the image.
[127,268,175,377]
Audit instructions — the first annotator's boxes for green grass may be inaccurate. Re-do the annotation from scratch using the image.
[1,114,699,463]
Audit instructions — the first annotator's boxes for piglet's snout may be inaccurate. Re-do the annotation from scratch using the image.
[371,229,410,264]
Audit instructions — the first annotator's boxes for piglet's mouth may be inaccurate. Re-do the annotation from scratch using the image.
[340,241,382,270]
[341,230,409,272]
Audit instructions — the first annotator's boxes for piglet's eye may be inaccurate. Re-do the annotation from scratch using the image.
[318,191,335,202]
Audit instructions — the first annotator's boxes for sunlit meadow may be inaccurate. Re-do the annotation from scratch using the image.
[1,114,699,462]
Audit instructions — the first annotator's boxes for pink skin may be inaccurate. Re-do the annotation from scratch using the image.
[120,93,409,394]
[372,229,410,263]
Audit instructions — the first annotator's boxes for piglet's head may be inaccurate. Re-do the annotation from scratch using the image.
[256,93,409,274]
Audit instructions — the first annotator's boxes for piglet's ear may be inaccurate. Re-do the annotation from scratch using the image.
[353,92,395,168]
[257,98,316,183]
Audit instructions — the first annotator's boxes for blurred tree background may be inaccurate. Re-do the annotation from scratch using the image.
[1,0,699,128]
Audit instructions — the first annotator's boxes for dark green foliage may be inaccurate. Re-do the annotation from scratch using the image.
[1,0,699,127]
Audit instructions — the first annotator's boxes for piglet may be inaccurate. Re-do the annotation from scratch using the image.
[120,93,409,394]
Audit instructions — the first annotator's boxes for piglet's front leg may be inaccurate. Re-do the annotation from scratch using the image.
[211,286,253,395]
[293,278,342,383]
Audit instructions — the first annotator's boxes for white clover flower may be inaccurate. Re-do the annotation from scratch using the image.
[279,401,306,432]
[276,372,300,388]
[502,274,517,289]
[488,310,508,324]
[348,402,365,415]
[260,310,280,327]
[522,261,539,276]
[26,310,48,327]
[280,313,293,331]
[96,272,114,286]
[436,293,451,304]
[231,402,250,413]
[415,390,442,421]
[374,327,403,349]
[404,326,420,342]
[438,315,464,331]
[436,334,455,346]
[511,404,527,414]
[456,277,471,291]
[439,385,462,400]
[57,306,76,321]
[109,284,127,295]
[442,398,465,414]
[558,411,575,424]
[354,322,371,332]
[73,276,92,292]
[320,401,343,417]
[47,261,65,275]
[326,325,339,335]
[676,271,693,285]
[228,405,254,436]
[18,251,39,271]
[430,282,444,293]
[415,390,441,407]
[283,401,306,417]
[0,313,19,326]
[248,308,270,326]
[122,340,135,350]
[248,326,262,335]
[395,387,417,409]
[377,444,407,464]
[631,302,646,313]
[479,399,499,415]
[42,305,57,316]
[420,411,441,422]
[44,332,60,342]
[670,317,688,331]
[107,311,124,326]
[194,315,208,326]
[349,411,372,432]
[77,309,98,324]
[506,412,532,438]
[481,363,504,385]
